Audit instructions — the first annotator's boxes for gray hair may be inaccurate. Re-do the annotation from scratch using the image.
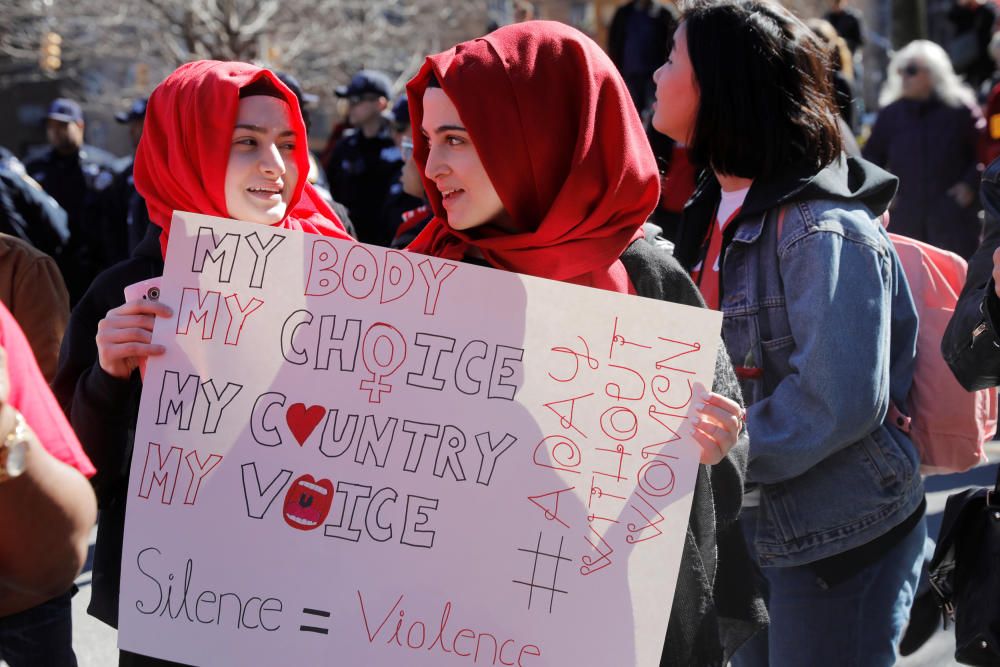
[879,39,977,108]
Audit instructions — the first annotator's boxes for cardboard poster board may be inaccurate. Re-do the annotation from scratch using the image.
[118,212,723,666]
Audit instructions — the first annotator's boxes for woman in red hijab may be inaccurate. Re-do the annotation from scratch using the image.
[404,21,765,665]
[52,60,351,667]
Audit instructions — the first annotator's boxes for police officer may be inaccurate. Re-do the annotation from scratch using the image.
[24,98,117,304]
[96,98,151,268]
[324,70,402,245]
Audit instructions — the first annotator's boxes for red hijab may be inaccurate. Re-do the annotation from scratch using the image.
[405,21,659,293]
[134,60,351,258]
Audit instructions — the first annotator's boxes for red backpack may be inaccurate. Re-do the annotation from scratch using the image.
[885,233,997,474]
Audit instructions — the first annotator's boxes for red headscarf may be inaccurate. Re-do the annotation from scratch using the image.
[405,21,660,293]
[134,60,351,258]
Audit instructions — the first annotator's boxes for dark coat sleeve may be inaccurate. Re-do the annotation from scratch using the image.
[52,257,157,501]
[942,159,1000,390]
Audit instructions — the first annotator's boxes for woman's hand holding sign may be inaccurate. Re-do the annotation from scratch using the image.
[96,299,172,380]
[690,388,745,465]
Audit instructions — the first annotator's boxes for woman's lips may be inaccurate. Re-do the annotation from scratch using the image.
[248,188,282,202]
[441,190,464,209]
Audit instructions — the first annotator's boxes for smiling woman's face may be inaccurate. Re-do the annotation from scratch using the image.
[420,87,506,232]
[224,95,300,225]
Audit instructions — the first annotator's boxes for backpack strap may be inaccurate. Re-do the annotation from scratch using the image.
[887,402,912,434]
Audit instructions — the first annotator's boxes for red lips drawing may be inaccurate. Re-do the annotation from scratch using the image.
[283,474,334,531]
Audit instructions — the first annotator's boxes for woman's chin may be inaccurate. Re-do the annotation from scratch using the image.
[230,206,286,226]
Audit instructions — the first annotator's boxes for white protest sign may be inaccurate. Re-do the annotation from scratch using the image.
[119,211,723,666]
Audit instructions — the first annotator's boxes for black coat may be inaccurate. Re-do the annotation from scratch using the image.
[608,0,678,76]
[943,158,1000,390]
[862,96,982,259]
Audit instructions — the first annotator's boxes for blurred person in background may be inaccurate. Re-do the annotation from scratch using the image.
[324,69,401,244]
[95,98,150,267]
[377,94,426,247]
[276,71,356,238]
[513,0,536,22]
[0,147,69,263]
[608,0,679,116]
[864,40,984,259]
[808,18,858,134]
[977,32,1000,165]
[824,0,864,56]
[947,0,998,90]
[24,98,117,305]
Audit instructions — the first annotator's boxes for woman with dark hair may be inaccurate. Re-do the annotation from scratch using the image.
[52,60,351,667]
[652,2,925,665]
[404,20,766,665]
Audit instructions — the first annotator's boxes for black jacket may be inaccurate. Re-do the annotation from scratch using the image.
[324,123,402,244]
[24,145,118,304]
[0,148,69,259]
[52,224,163,627]
[620,239,766,666]
[943,158,1000,390]
[608,0,678,76]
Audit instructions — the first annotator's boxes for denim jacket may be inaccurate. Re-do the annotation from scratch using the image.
[676,156,925,567]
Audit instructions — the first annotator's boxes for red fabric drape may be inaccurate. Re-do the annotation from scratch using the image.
[134,60,351,258]
[405,21,659,293]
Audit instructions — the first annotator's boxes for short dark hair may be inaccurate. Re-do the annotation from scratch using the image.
[681,0,842,179]
[239,76,285,100]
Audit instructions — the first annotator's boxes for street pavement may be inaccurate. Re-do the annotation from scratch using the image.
[67,445,1000,666]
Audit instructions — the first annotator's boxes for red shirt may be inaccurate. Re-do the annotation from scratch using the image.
[1,302,94,477]
[692,186,749,310]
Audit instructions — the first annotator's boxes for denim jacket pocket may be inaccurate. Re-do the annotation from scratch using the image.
[724,312,765,405]
[759,334,795,396]
[755,428,919,564]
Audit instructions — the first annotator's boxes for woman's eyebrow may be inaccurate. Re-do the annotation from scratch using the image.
[233,125,296,137]
[430,124,467,134]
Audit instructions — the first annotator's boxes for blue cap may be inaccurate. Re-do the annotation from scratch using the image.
[46,98,84,124]
[391,95,410,128]
[335,70,392,99]
[115,98,147,123]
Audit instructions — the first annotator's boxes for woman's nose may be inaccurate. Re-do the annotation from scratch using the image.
[424,145,447,180]
[259,143,286,176]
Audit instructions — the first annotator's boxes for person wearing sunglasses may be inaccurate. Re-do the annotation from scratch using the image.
[863,40,984,259]
[325,69,403,245]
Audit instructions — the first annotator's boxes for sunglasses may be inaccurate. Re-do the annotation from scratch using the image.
[899,63,924,77]
[401,138,413,161]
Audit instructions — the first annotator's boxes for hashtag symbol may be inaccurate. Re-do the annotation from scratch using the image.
[512,532,571,613]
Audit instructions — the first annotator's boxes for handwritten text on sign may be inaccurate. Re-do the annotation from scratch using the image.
[119,212,723,666]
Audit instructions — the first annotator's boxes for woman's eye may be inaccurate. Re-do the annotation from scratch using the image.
[234,137,256,147]
[445,135,464,146]
[280,142,296,151]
